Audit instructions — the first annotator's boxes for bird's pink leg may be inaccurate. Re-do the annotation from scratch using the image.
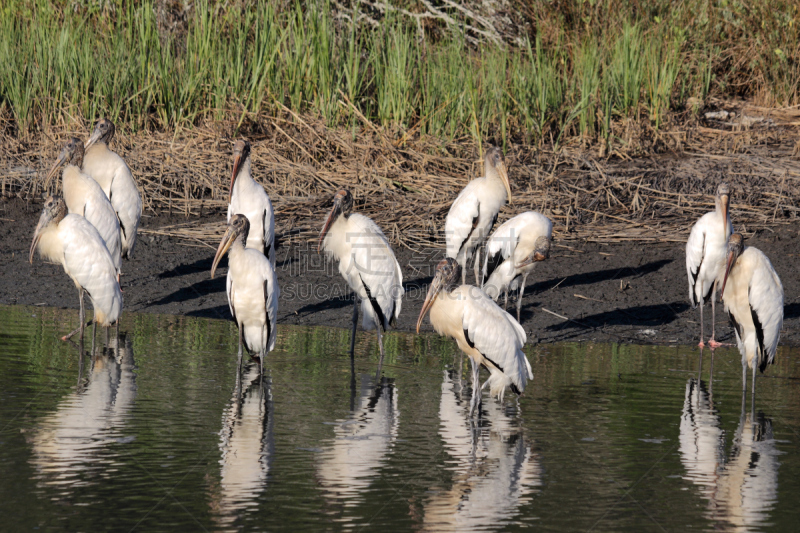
[698,300,705,348]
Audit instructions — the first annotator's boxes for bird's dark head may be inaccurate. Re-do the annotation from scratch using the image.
[484,145,511,203]
[85,118,115,150]
[318,189,354,252]
[517,236,551,268]
[229,139,252,202]
[47,138,84,184]
[30,196,67,263]
[211,214,250,279]
[417,258,461,333]
[720,233,744,297]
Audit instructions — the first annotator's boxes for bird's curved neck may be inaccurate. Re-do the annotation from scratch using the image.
[234,158,253,187]
[485,164,500,182]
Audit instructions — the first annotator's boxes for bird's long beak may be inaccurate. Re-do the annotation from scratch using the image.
[720,247,737,297]
[229,152,244,203]
[211,226,237,279]
[721,194,729,235]
[84,127,103,150]
[318,198,342,253]
[45,150,68,186]
[516,251,548,269]
[416,273,444,334]
[497,161,512,203]
[29,207,54,263]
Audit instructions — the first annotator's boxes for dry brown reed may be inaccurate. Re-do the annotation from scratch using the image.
[2,103,799,251]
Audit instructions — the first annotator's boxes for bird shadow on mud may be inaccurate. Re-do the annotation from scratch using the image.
[530,259,673,292]
[185,305,230,320]
[784,302,800,319]
[544,302,690,331]
[146,278,221,308]
[158,257,214,279]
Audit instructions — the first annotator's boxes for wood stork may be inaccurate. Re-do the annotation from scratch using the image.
[211,214,279,376]
[482,211,552,322]
[228,140,275,264]
[719,233,784,394]
[318,189,403,366]
[83,118,142,260]
[416,258,532,416]
[445,146,512,285]
[29,196,122,341]
[47,137,122,276]
[686,182,732,348]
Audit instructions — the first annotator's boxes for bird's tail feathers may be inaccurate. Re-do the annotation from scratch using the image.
[482,366,514,402]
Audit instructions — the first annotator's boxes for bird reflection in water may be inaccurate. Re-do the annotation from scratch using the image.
[679,351,780,531]
[30,334,136,492]
[423,363,541,531]
[210,361,274,531]
[316,373,399,512]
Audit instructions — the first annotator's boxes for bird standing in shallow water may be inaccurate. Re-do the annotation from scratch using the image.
[445,146,512,285]
[318,189,403,367]
[47,138,122,277]
[211,215,279,376]
[482,211,552,322]
[719,233,783,395]
[417,258,532,417]
[686,182,733,348]
[30,196,122,341]
[83,118,142,260]
[227,140,275,264]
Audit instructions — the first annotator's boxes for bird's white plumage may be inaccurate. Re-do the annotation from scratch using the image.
[61,165,122,273]
[445,177,507,269]
[228,157,275,264]
[686,210,732,307]
[482,211,552,298]
[82,143,142,259]
[428,285,530,399]
[721,246,783,371]
[322,213,403,331]
[36,213,122,326]
[226,241,279,356]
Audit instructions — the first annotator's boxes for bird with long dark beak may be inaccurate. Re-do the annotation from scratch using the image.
[686,182,733,349]
[211,214,279,377]
[482,211,553,321]
[417,258,532,417]
[82,118,142,260]
[47,137,122,277]
[445,145,513,286]
[30,196,122,342]
[227,139,276,264]
[318,189,403,370]
[718,233,783,396]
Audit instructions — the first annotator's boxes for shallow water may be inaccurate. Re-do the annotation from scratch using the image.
[1,305,799,532]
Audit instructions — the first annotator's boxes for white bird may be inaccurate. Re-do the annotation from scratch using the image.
[686,182,732,348]
[83,118,142,259]
[482,211,552,321]
[212,362,273,529]
[720,233,784,394]
[678,378,725,503]
[47,137,122,275]
[417,258,532,416]
[211,214,279,375]
[30,196,123,341]
[227,140,275,264]
[318,189,403,365]
[445,146,512,285]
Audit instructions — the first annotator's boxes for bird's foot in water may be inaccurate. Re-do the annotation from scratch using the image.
[698,340,705,348]
[708,339,730,349]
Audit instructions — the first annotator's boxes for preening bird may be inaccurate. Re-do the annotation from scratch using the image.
[445,146,512,285]
[47,137,122,275]
[227,140,275,264]
[83,118,142,259]
[211,214,279,375]
[482,211,552,322]
[417,258,532,416]
[686,182,732,348]
[720,233,784,394]
[30,196,122,341]
[318,189,404,366]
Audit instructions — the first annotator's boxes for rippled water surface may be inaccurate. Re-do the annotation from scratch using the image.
[2,305,799,531]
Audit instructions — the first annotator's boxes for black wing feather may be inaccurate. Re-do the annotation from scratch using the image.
[458,206,481,256]
[359,274,387,332]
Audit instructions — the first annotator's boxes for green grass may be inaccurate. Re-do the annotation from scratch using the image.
[1,0,798,150]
